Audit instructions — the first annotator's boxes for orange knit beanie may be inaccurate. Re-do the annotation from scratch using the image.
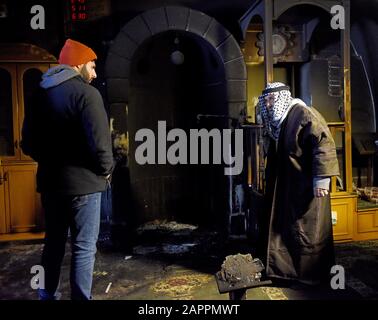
[58,39,97,66]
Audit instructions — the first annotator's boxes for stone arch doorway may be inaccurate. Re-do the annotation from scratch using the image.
[105,6,247,228]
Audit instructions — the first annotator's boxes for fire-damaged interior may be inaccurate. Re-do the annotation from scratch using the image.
[2,0,378,302]
[1,0,378,246]
[128,30,229,227]
[105,6,248,239]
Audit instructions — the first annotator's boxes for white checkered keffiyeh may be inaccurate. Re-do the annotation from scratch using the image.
[259,82,293,141]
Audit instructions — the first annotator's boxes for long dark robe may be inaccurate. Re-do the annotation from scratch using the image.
[261,103,340,285]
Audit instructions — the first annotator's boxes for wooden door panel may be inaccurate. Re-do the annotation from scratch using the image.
[0,166,8,234]
[331,196,355,242]
[4,164,40,233]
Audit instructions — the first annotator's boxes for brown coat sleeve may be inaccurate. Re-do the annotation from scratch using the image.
[301,108,340,177]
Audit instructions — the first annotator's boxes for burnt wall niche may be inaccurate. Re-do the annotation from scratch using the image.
[129,30,228,226]
[105,6,247,230]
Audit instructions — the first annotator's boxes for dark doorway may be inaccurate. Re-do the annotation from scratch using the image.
[128,30,229,229]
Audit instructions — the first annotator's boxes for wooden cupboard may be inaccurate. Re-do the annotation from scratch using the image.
[330,194,356,242]
[0,163,42,233]
[0,44,57,240]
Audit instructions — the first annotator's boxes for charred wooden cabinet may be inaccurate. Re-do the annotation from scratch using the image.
[0,44,57,238]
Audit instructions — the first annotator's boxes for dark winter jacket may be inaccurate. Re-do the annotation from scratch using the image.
[260,102,340,285]
[21,65,114,195]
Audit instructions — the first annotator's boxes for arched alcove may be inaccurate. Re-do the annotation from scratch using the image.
[105,6,247,227]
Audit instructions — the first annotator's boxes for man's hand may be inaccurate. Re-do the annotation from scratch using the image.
[314,188,329,197]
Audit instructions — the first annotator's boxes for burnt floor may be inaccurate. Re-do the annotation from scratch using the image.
[0,226,377,300]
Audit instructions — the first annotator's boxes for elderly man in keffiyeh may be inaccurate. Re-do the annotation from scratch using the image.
[257,82,340,287]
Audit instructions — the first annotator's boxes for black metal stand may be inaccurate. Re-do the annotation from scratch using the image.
[215,272,272,300]
[229,289,247,300]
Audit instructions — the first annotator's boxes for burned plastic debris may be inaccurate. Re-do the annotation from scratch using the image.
[136,220,198,236]
[215,253,272,300]
[132,219,221,257]
[218,254,264,284]
[132,242,200,256]
[133,220,205,257]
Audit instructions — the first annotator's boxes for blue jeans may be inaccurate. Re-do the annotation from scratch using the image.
[99,186,112,242]
[38,192,101,300]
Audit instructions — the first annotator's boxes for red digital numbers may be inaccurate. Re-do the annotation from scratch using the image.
[69,0,87,21]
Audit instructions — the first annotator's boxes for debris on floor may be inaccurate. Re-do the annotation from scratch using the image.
[133,242,199,256]
[105,282,112,294]
[218,254,264,284]
[0,240,376,300]
[136,220,198,236]
[133,246,160,255]
[162,243,199,255]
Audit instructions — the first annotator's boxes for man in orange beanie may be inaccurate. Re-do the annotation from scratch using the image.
[58,39,98,83]
[21,39,114,300]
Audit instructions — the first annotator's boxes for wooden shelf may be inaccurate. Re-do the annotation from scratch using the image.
[0,232,44,242]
